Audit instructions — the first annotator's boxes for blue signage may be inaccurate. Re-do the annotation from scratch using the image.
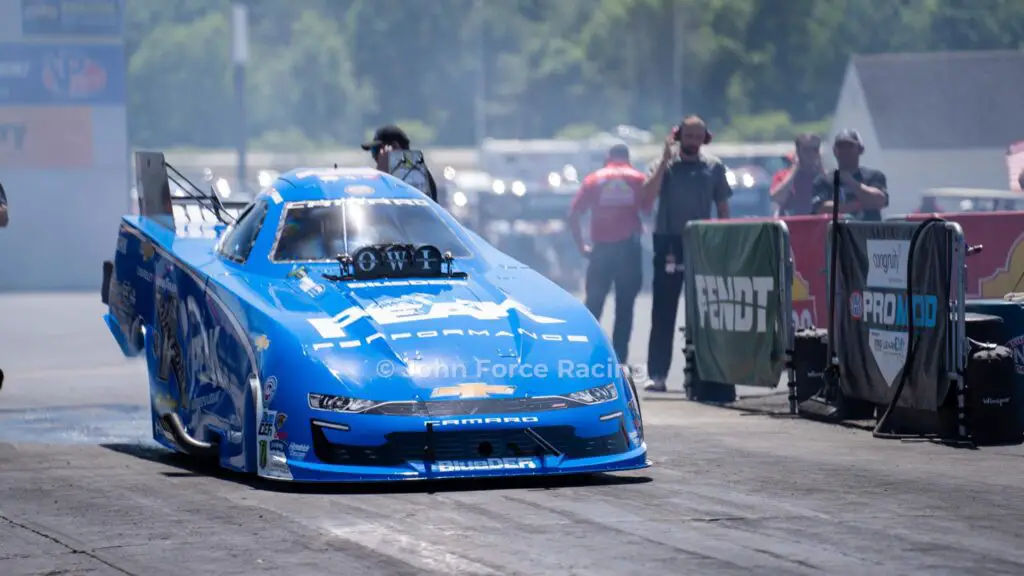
[0,43,125,105]
[21,0,123,37]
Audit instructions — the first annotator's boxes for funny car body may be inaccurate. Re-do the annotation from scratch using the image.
[101,151,648,483]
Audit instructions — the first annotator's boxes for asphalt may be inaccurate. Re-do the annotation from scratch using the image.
[2,292,1024,575]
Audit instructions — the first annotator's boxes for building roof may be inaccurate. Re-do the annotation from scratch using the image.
[852,50,1024,150]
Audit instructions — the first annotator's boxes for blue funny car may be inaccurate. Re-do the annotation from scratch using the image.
[102,152,648,482]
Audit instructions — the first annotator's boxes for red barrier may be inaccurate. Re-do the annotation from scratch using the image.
[782,215,832,330]
[901,211,1024,298]
[776,211,1024,331]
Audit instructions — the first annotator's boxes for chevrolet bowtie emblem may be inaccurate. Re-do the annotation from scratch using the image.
[254,335,270,352]
[141,241,155,261]
[430,383,515,399]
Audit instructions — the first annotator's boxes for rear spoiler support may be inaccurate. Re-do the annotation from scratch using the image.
[134,151,250,229]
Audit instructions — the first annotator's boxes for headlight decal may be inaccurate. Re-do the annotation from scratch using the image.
[308,393,379,413]
[566,383,618,405]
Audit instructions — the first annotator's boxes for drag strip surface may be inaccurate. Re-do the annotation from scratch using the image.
[2,294,1024,575]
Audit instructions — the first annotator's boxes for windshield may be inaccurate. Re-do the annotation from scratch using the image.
[272,198,472,262]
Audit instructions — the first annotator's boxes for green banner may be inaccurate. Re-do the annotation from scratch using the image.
[687,221,786,387]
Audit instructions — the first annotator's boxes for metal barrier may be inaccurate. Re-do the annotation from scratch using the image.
[682,220,796,412]
[828,220,966,416]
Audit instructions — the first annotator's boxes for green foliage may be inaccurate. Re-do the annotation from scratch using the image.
[125,0,1024,148]
[555,123,602,140]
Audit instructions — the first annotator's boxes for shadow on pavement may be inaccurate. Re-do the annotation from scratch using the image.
[101,442,654,495]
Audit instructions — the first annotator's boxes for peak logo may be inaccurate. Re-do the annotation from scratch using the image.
[694,275,774,333]
[308,295,565,339]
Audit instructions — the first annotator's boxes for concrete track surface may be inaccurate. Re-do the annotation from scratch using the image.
[3,293,1024,576]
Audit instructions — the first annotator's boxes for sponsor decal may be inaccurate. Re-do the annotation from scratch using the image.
[307,294,586,348]
[345,185,374,195]
[851,286,933,385]
[263,437,292,479]
[430,383,515,399]
[254,334,270,352]
[867,329,908,387]
[137,267,153,282]
[298,275,326,298]
[262,375,277,404]
[257,410,293,479]
[435,457,539,473]
[865,240,909,289]
[141,241,155,261]
[693,275,775,333]
[983,397,1011,407]
[115,280,135,310]
[116,236,127,255]
[1006,334,1024,375]
[425,416,539,427]
[184,319,237,392]
[192,390,222,410]
[851,288,936,388]
[288,443,310,460]
[295,168,382,181]
[258,410,276,437]
[850,290,937,328]
[154,291,185,394]
[348,279,467,289]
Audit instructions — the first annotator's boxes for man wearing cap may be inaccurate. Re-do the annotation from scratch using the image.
[362,125,440,203]
[810,129,889,221]
[771,133,824,216]
[568,143,649,366]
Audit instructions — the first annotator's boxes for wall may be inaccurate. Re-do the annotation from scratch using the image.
[0,0,129,291]
[883,148,1010,215]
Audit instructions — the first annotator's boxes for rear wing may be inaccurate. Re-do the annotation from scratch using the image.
[134,151,250,229]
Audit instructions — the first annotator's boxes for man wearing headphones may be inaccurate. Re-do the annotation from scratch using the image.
[640,115,732,392]
[810,129,889,221]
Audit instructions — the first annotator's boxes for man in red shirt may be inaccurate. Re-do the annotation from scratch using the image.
[770,133,823,216]
[568,143,649,365]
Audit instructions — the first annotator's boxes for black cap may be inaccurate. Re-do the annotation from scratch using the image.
[361,125,410,150]
[834,129,862,145]
[608,143,630,160]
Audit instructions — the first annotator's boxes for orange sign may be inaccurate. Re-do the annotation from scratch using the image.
[0,107,93,168]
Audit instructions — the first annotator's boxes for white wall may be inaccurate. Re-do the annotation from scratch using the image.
[882,148,1011,215]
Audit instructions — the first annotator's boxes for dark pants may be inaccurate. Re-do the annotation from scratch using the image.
[585,236,642,363]
[647,236,685,381]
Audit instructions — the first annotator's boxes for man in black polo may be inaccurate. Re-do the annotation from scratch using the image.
[362,124,441,204]
[810,130,889,220]
[641,116,732,392]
